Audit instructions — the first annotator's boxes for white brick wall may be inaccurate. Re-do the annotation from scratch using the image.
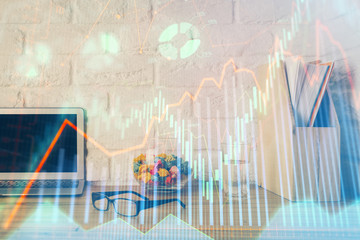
[0,0,359,185]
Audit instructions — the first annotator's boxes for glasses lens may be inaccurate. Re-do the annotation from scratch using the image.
[114,199,137,216]
[94,198,108,210]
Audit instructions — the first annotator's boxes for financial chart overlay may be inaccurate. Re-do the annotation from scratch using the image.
[1,0,360,239]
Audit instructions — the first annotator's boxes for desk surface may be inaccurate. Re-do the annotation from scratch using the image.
[0,183,349,239]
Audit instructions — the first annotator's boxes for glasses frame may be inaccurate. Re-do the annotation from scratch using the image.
[92,191,186,217]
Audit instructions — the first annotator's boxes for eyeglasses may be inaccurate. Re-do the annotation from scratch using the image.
[92,191,186,217]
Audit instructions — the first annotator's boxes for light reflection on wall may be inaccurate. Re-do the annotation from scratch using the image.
[82,33,119,71]
[15,44,51,78]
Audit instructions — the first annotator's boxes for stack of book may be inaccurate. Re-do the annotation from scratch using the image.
[284,57,334,127]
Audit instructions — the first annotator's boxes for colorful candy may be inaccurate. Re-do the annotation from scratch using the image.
[133,154,146,163]
[158,168,170,177]
[132,153,190,186]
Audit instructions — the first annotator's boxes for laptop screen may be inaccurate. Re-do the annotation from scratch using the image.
[0,114,77,173]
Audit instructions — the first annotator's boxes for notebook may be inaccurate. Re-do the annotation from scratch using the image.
[284,57,334,127]
[0,108,85,196]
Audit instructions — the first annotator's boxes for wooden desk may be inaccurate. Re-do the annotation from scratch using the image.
[0,183,287,239]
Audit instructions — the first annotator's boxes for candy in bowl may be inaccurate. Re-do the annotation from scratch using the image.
[133,153,191,192]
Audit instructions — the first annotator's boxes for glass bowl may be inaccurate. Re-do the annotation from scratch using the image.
[132,153,191,193]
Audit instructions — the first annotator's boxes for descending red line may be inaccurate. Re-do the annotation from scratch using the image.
[316,20,360,109]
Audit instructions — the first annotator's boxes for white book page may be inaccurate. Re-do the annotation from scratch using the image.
[296,63,329,126]
[284,57,300,108]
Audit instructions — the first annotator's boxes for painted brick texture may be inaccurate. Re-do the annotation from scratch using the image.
[0,0,359,185]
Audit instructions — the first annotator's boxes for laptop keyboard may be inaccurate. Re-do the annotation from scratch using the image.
[0,180,79,188]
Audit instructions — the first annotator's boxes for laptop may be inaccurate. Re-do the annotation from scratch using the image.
[0,108,85,196]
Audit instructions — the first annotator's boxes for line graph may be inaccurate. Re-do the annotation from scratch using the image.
[2,27,317,228]
[3,57,265,229]
[315,20,360,110]
[4,0,360,236]
[5,15,355,230]
[4,61,279,232]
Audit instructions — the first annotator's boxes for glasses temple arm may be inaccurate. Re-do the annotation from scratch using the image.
[142,199,186,210]
[94,191,149,200]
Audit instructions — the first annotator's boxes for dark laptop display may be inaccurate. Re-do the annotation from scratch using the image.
[0,114,77,173]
